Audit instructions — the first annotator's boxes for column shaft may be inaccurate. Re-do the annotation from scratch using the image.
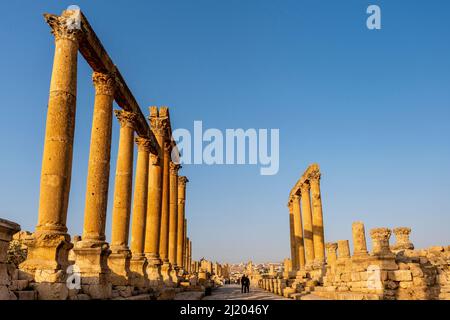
[37,17,80,235]
[309,173,325,264]
[159,142,171,262]
[300,182,315,267]
[177,177,188,268]
[292,195,306,270]
[130,137,151,257]
[110,111,136,249]
[82,72,115,241]
[168,162,180,266]
[288,202,298,270]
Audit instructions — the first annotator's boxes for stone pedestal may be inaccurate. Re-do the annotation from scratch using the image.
[129,255,148,289]
[73,240,111,299]
[108,247,131,286]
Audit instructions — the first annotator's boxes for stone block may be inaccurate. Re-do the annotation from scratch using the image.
[15,290,37,300]
[35,282,69,300]
[10,279,29,291]
[399,281,413,289]
[388,270,412,281]
[351,272,361,281]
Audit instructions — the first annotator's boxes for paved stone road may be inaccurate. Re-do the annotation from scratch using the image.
[202,284,290,300]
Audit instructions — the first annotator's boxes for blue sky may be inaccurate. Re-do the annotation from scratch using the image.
[0,0,449,263]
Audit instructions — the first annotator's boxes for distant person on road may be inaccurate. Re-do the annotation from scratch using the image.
[241,275,250,293]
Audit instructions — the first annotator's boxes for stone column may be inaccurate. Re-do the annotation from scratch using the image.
[392,227,414,250]
[188,239,192,274]
[352,221,369,257]
[183,218,187,270]
[21,11,81,280]
[300,182,315,269]
[73,72,115,299]
[159,140,172,283]
[185,236,190,273]
[288,201,298,271]
[337,240,351,260]
[291,195,305,270]
[145,108,167,285]
[177,176,188,270]
[169,162,180,272]
[325,242,338,271]
[309,172,325,265]
[108,110,137,286]
[129,137,152,287]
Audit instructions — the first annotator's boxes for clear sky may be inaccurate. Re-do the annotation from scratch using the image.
[0,0,449,264]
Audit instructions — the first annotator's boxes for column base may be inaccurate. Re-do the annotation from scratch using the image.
[73,239,112,299]
[19,231,73,283]
[160,261,174,287]
[108,246,132,286]
[129,255,148,289]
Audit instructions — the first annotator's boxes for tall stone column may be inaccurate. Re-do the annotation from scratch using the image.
[21,11,81,281]
[188,239,192,274]
[169,162,180,269]
[129,137,152,287]
[109,110,136,286]
[291,195,305,270]
[309,172,325,265]
[183,218,187,270]
[352,221,369,257]
[300,182,315,269]
[177,176,188,270]
[288,201,298,271]
[159,140,173,283]
[145,109,167,285]
[73,71,115,299]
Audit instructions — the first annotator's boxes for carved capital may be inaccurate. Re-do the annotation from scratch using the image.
[149,153,160,166]
[163,140,172,153]
[300,181,310,194]
[169,162,181,175]
[149,116,169,137]
[325,242,338,252]
[393,227,411,236]
[370,228,391,241]
[308,170,321,183]
[114,110,137,129]
[178,176,189,186]
[135,137,152,153]
[44,12,83,43]
[92,72,116,96]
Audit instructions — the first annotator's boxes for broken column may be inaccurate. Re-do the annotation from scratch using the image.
[392,227,414,250]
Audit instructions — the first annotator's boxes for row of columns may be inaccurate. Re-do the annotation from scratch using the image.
[288,165,325,271]
[20,10,194,297]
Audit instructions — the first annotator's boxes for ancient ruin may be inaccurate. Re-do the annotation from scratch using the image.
[255,164,450,300]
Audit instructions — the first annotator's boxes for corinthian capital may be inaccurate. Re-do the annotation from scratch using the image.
[308,170,321,183]
[149,153,160,166]
[92,72,116,96]
[114,110,137,129]
[300,181,310,194]
[135,137,152,153]
[178,176,189,186]
[44,12,83,42]
[149,116,169,137]
[169,162,181,175]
